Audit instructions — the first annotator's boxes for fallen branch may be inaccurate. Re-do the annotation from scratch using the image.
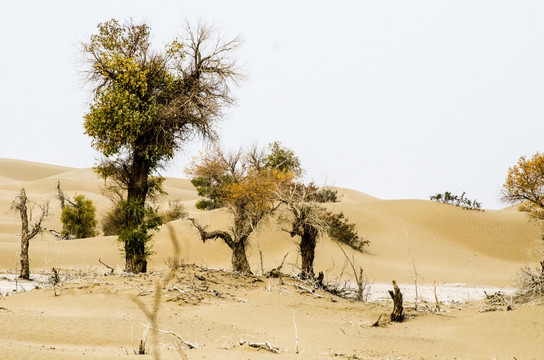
[99,258,115,275]
[264,252,289,278]
[240,340,280,354]
[371,314,383,327]
[138,321,198,350]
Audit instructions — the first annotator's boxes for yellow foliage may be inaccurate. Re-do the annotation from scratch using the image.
[503,152,544,219]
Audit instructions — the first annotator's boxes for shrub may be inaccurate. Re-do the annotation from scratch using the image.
[61,195,97,239]
[515,261,544,303]
[429,191,482,210]
[314,188,339,203]
[162,200,187,222]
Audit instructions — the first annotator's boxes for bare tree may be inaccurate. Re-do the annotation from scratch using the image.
[11,189,49,279]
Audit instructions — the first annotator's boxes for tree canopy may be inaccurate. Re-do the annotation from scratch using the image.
[502,152,544,220]
[81,18,241,272]
[187,144,294,274]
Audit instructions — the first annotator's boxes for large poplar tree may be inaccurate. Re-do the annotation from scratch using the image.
[82,19,240,273]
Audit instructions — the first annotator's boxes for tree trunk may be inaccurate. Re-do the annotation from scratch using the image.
[124,153,150,274]
[20,234,30,280]
[389,280,404,322]
[231,239,252,275]
[18,190,30,280]
[299,225,318,280]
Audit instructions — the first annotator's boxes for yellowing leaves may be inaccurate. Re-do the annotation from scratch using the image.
[503,152,544,220]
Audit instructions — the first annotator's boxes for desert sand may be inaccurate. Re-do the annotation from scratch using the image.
[0,158,542,359]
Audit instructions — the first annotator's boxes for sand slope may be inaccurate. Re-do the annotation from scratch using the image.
[0,158,541,286]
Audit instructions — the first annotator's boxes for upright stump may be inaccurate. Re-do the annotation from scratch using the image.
[388,280,404,322]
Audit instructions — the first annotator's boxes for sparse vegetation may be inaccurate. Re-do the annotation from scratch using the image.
[161,200,187,222]
[514,261,544,303]
[430,191,482,210]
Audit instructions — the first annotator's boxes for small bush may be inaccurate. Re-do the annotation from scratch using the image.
[162,200,187,222]
[314,188,339,203]
[61,194,97,239]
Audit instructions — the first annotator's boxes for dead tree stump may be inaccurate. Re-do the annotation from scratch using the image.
[388,280,404,322]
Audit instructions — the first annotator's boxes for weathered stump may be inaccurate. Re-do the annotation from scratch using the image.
[388,280,404,322]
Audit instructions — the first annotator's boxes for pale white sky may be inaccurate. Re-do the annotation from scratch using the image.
[2,1,544,209]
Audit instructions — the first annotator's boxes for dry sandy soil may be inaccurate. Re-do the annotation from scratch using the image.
[0,158,543,359]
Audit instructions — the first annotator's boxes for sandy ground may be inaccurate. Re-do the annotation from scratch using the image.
[0,158,543,359]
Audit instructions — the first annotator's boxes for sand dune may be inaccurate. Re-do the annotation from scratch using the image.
[0,158,541,285]
[0,158,542,359]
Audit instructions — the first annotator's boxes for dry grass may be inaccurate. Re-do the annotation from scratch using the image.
[514,261,544,304]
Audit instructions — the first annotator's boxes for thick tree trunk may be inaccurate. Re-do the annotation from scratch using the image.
[389,280,404,322]
[299,225,318,280]
[231,239,252,275]
[124,153,150,274]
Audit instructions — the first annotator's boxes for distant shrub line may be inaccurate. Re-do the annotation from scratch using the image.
[429,191,482,210]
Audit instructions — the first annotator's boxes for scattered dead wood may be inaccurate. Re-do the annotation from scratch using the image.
[371,314,383,327]
[264,253,289,278]
[99,258,115,275]
[388,280,404,322]
[433,281,441,312]
[482,290,513,311]
[295,283,322,298]
[240,339,280,354]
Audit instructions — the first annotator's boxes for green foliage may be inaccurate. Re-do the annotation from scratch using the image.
[265,141,302,176]
[61,195,97,239]
[101,203,125,236]
[117,199,163,256]
[190,175,229,210]
[429,191,482,210]
[81,18,240,272]
[102,200,163,238]
[314,187,339,203]
[325,211,369,251]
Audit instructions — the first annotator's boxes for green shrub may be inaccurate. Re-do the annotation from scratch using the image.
[61,195,97,239]
[430,191,482,210]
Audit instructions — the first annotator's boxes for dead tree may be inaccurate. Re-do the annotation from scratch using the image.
[56,181,74,210]
[11,189,49,279]
[388,280,404,322]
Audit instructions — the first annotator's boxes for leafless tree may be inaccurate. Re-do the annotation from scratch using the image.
[11,189,49,279]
